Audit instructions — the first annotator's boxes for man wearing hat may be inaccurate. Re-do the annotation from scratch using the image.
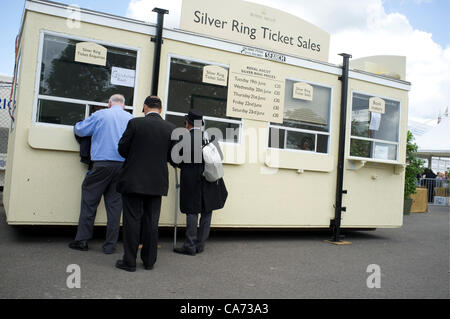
[115,96,176,272]
[174,110,228,256]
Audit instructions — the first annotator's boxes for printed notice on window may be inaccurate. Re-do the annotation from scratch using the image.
[369,112,381,131]
[111,67,135,88]
[374,144,389,160]
[226,59,284,123]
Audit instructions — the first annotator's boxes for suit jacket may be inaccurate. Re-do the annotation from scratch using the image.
[178,129,228,214]
[116,113,176,196]
[74,133,93,169]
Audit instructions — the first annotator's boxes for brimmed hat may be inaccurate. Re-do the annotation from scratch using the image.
[184,109,204,126]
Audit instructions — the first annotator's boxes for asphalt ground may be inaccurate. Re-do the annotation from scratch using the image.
[0,197,448,299]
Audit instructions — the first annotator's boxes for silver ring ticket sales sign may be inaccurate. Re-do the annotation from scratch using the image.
[180,0,330,63]
[227,58,285,123]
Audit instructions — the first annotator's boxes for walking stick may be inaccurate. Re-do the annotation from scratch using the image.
[173,167,179,250]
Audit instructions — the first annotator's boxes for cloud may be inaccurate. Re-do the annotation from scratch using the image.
[324,1,450,120]
[126,0,182,28]
[126,0,450,120]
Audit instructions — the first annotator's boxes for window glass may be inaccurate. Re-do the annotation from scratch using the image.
[165,114,185,129]
[204,119,240,143]
[268,127,285,150]
[166,57,241,143]
[286,131,315,151]
[282,80,331,132]
[37,100,85,126]
[351,93,399,142]
[88,105,107,116]
[166,113,241,144]
[39,34,137,105]
[269,79,331,154]
[36,34,137,126]
[350,93,400,161]
[350,139,398,161]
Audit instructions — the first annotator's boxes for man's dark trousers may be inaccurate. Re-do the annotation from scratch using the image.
[184,210,212,254]
[75,161,123,252]
[122,194,161,268]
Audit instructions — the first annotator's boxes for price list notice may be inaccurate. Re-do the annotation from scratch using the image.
[227,61,284,123]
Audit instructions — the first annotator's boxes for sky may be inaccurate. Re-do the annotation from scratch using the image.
[1,0,449,124]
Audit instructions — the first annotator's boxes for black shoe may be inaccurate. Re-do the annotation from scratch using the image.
[173,247,196,256]
[196,247,204,254]
[115,260,136,272]
[69,240,88,251]
[141,258,154,270]
[143,264,154,270]
[103,248,116,255]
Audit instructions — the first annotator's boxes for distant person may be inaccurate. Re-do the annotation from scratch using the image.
[115,96,176,272]
[299,136,313,151]
[69,94,132,254]
[422,168,437,203]
[173,110,228,256]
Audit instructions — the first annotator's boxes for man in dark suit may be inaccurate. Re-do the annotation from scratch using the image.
[115,96,176,272]
[173,110,228,256]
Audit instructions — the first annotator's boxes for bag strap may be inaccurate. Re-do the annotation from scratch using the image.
[202,130,211,148]
[202,137,211,148]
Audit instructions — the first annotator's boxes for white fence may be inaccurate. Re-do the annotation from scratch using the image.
[0,81,13,186]
[418,178,450,206]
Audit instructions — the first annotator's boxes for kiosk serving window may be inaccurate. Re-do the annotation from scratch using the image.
[268,79,331,153]
[36,33,137,126]
[166,57,242,143]
[350,92,400,161]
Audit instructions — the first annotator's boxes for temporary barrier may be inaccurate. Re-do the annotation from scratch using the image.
[418,178,450,205]
[0,81,13,187]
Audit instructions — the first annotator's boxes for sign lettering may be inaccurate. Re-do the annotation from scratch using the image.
[227,59,284,123]
[202,65,228,86]
[369,97,386,114]
[75,42,107,66]
[293,82,313,101]
[181,0,330,62]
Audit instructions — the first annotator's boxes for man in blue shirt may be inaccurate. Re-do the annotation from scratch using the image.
[69,94,133,254]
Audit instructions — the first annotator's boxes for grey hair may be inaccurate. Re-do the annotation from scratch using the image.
[109,94,126,105]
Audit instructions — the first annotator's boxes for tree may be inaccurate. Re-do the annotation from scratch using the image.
[404,130,424,199]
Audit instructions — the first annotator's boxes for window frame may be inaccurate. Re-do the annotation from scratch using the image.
[348,90,402,164]
[163,54,244,145]
[32,30,141,128]
[267,77,334,155]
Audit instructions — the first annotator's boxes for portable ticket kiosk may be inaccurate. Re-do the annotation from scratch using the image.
[4,0,411,235]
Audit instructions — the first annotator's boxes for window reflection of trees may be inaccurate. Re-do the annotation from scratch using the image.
[166,58,241,143]
[350,93,400,160]
[40,35,137,105]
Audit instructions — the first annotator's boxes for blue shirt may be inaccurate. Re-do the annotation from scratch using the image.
[74,105,133,162]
